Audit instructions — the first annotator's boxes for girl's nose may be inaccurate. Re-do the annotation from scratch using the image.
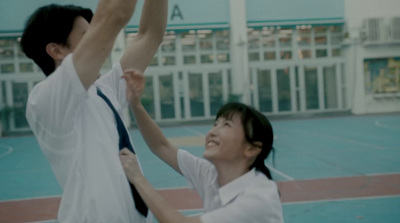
[206,125,218,138]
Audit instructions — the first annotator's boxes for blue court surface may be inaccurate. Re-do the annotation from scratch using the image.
[1,113,400,222]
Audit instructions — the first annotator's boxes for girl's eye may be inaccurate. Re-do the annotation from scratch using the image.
[224,122,230,127]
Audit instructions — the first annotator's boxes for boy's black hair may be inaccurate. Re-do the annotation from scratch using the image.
[20,4,93,76]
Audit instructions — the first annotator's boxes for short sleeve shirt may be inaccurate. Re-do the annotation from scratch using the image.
[26,54,151,223]
[177,149,284,223]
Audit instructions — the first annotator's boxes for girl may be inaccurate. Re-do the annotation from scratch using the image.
[120,69,284,223]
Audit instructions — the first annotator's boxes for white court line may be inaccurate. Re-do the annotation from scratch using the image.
[266,164,295,181]
[283,194,400,205]
[0,145,13,158]
[375,120,400,130]
[365,172,400,177]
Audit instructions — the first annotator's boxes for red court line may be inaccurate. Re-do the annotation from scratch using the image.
[278,173,400,203]
[0,173,399,223]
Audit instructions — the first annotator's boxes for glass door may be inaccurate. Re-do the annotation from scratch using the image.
[276,67,292,112]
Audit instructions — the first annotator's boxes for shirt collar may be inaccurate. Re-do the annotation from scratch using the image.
[218,168,257,206]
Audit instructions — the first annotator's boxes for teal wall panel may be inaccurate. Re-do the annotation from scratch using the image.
[0,0,343,33]
[0,0,98,33]
[246,0,344,23]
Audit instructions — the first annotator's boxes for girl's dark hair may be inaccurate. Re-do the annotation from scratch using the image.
[20,4,93,76]
[216,102,274,180]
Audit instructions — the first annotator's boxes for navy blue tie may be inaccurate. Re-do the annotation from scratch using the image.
[97,87,148,217]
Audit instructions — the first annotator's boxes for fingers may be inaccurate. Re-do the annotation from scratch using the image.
[121,69,145,87]
[124,68,142,75]
[122,68,144,80]
[120,148,134,156]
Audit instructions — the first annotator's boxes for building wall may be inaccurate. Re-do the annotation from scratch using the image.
[344,0,400,114]
[4,0,385,134]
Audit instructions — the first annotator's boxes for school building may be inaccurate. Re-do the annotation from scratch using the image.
[0,0,399,134]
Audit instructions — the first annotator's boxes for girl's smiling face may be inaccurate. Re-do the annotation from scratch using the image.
[204,113,252,164]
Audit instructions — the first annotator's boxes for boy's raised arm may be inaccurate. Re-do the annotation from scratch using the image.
[73,0,138,89]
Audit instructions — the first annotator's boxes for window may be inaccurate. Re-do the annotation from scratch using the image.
[316,49,327,58]
[1,64,15,74]
[199,30,213,50]
[264,51,276,60]
[249,52,260,61]
[364,57,400,94]
[278,28,292,48]
[298,50,311,59]
[161,34,176,52]
[262,27,276,48]
[217,54,229,63]
[280,51,292,60]
[201,54,214,64]
[183,55,196,65]
[248,28,260,49]
[163,56,176,66]
[297,26,312,46]
[182,31,196,51]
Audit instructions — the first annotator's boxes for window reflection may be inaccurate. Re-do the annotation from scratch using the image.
[163,56,176,66]
[298,50,311,59]
[182,31,196,51]
[264,51,275,60]
[305,67,319,110]
[184,55,196,65]
[159,75,175,119]
[323,65,338,109]
[199,30,213,50]
[201,54,214,64]
[209,71,223,115]
[262,27,276,48]
[161,34,176,52]
[142,78,155,118]
[248,28,260,49]
[19,63,34,73]
[278,28,292,47]
[277,68,291,112]
[249,52,260,61]
[257,69,272,112]
[1,64,15,74]
[316,49,327,58]
[217,54,229,63]
[12,82,29,128]
[280,51,292,60]
[189,72,204,117]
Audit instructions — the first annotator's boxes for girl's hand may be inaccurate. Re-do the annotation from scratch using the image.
[122,69,146,105]
[119,148,143,183]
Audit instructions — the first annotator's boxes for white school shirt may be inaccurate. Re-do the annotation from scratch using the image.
[178,149,284,223]
[26,54,152,223]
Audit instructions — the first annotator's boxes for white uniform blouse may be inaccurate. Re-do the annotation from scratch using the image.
[177,149,284,223]
[26,54,152,223]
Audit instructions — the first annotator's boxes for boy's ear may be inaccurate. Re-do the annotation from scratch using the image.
[46,43,68,60]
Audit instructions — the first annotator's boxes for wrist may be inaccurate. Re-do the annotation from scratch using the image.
[130,171,146,184]
[131,100,144,109]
